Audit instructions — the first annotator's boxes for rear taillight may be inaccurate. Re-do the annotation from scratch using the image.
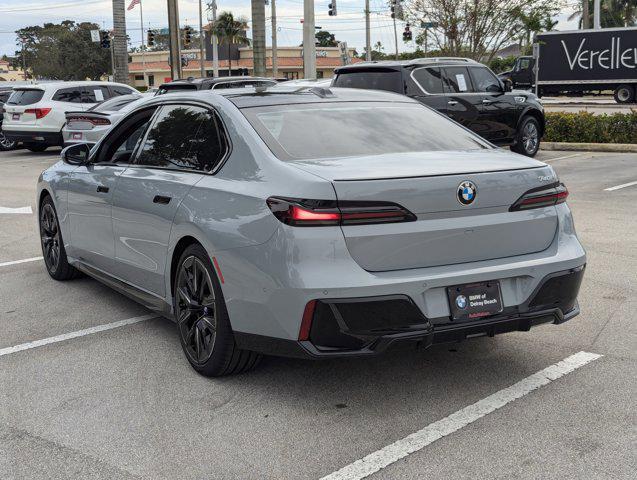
[510,183,568,211]
[267,197,416,227]
[24,108,51,119]
[67,116,110,126]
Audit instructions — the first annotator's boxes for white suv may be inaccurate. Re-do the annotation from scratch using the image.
[2,81,137,152]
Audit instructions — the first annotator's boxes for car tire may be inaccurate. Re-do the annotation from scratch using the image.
[174,244,262,377]
[511,116,541,157]
[39,195,81,281]
[0,131,16,151]
[25,144,48,153]
[614,84,635,104]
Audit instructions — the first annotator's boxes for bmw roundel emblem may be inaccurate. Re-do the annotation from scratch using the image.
[456,295,467,309]
[457,181,477,206]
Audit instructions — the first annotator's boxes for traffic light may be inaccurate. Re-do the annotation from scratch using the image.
[390,0,396,19]
[402,23,412,42]
[183,26,193,46]
[147,29,156,47]
[99,30,110,49]
[328,1,337,16]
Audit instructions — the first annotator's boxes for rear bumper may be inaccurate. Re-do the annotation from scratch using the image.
[235,265,585,359]
[2,130,62,146]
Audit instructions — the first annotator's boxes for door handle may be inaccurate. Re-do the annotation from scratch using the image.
[153,195,172,205]
[447,100,458,106]
[96,185,109,193]
[482,99,494,104]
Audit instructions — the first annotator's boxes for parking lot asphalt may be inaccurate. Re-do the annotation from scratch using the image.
[0,147,635,479]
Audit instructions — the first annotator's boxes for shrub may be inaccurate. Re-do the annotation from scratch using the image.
[544,111,637,144]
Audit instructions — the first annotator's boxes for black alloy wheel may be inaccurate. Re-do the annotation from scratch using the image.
[176,255,218,366]
[173,244,262,376]
[0,130,15,151]
[39,197,80,280]
[41,203,61,273]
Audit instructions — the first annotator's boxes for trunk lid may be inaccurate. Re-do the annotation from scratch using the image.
[290,150,559,272]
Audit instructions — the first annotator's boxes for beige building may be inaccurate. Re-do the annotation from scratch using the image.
[0,60,27,82]
[128,46,360,88]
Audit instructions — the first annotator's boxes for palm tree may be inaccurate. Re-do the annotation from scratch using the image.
[209,11,249,76]
[569,0,637,28]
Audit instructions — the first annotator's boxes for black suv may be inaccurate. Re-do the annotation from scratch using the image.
[333,58,545,156]
[157,76,277,95]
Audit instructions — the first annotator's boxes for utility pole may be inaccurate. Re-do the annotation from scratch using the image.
[252,0,266,77]
[582,0,590,29]
[167,0,183,79]
[112,0,129,84]
[392,14,399,60]
[272,0,278,77]
[303,0,316,79]
[198,0,205,77]
[365,0,371,61]
[207,1,219,77]
[593,0,601,29]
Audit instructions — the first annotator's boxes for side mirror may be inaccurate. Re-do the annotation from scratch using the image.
[61,143,91,166]
[487,83,504,94]
[502,78,513,92]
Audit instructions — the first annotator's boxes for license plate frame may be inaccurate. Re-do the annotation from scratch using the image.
[12,113,20,120]
[447,281,503,321]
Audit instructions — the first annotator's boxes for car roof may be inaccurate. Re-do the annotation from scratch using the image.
[335,57,483,73]
[12,81,131,91]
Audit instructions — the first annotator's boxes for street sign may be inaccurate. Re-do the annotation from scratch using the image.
[420,21,438,29]
[90,30,100,43]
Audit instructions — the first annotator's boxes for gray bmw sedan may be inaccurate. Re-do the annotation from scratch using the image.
[37,86,585,376]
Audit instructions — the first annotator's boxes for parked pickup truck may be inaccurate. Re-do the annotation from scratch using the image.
[499,27,637,104]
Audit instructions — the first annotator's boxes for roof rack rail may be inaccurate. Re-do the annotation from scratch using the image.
[408,57,477,64]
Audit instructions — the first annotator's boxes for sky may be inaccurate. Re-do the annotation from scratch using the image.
[0,0,578,57]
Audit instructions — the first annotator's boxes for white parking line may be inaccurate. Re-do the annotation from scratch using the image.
[544,153,583,162]
[0,206,33,214]
[604,180,637,192]
[0,256,43,268]
[321,351,602,480]
[0,314,158,357]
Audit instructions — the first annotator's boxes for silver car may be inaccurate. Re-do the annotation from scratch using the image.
[62,93,153,146]
[37,86,586,376]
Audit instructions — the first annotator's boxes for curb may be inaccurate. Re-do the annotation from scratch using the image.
[541,142,637,153]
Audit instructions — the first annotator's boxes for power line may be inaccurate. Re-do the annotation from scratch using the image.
[0,0,108,13]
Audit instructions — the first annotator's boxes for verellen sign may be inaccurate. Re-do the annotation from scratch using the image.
[536,27,637,82]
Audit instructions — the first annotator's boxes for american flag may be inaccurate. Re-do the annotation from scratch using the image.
[127,0,140,11]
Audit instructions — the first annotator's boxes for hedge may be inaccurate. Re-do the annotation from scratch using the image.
[544,111,637,144]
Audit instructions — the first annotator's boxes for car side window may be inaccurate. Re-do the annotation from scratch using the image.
[442,67,473,94]
[411,67,443,94]
[470,67,501,93]
[111,86,135,97]
[95,109,156,165]
[518,58,531,71]
[53,87,82,103]
[135,104,227,172]
[82,86,111,103]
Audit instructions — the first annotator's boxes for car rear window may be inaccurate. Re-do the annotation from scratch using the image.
[333,69,404,93]
[89,94,140,112]
[7,89,44,106]
[242,102,487,160]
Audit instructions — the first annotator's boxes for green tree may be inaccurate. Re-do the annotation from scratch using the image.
[209,11,250,75]
[14,21,111,80]
[404,0,559,61]
[315,30,337,47]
